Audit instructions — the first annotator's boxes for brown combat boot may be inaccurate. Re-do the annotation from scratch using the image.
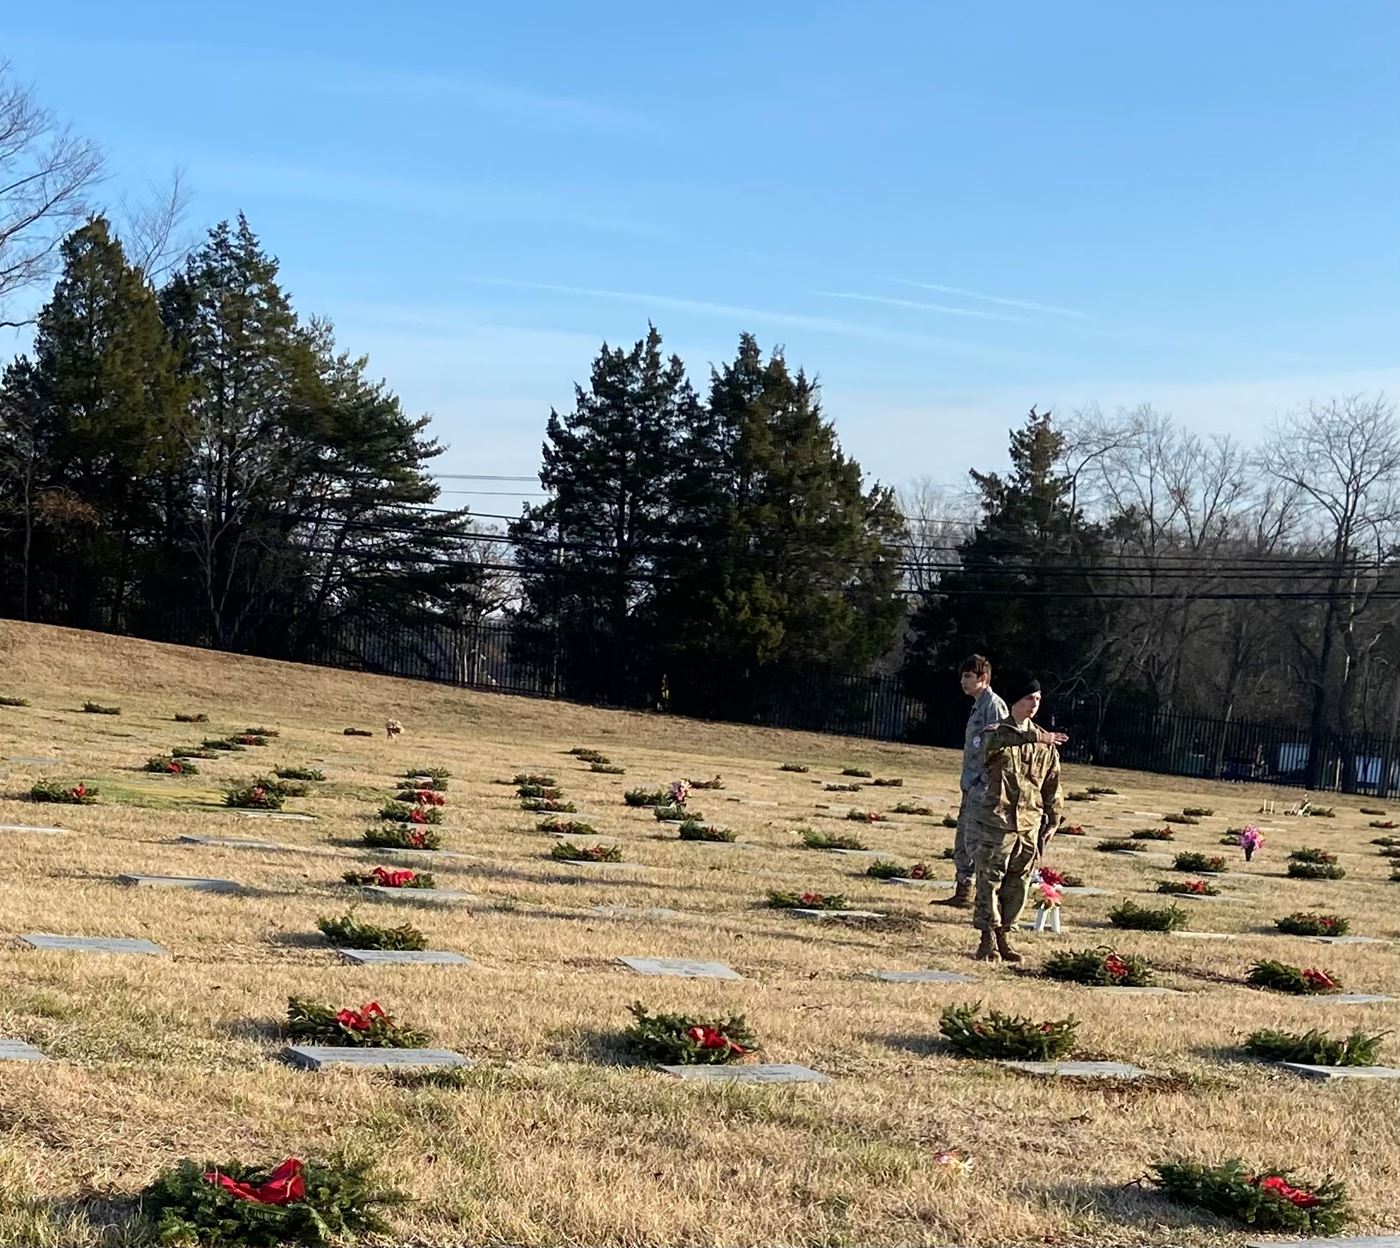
[932,880,973,908]
[995,928,1023,964]
[973,930,999,962]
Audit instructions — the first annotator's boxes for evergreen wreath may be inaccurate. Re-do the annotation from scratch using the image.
[139,1154,405,1246]
[1246,959,1342,995]
[362,824,441,851]
[1042,946,1155,987]
[316,912,427,951]
[1152,1158,1348,1234]
[284,997,427,1048]
[939,1002,1078,1060]
[1244,1027,1384,1067]
[1274,912,1349,937]
[625,1003,757,1064]
[802,829,867,850]
[1109,901,1187,932]
[766,889,850,910]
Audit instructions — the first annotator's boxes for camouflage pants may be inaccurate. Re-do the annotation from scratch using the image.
[952,789,979,884]
[971,826,1038,933]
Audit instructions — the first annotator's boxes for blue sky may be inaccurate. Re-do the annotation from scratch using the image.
[7,2,1400,510]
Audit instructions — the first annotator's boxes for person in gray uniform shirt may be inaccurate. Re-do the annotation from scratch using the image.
[932,654,1008,909]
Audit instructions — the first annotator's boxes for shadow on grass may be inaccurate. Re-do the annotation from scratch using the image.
[878,1031,946,1059]
[1044,1178,1228,1237]
[216,1014,283,1044]
[264,930,334,950]
[544,1024,649,1069]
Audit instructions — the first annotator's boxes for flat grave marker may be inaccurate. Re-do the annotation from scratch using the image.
[336,949,471,966]
[361,886,479,904]
[1312,935,1388,946]
[118,874,241,894]
[1247,1237,1400,1248]
[368,847,474,861]
[19,933,166,957]
[618,956,741,981]
[588,905,686,920]
[1281,1063,1400,1082]
[792,908,886,920]
[0,823,68,835]
[998,1059,1148,1079]
[3,755,62,766]
[178,834,286,851]
[1062,887,1112,897]
[1170,931,1239,941]
[0,1039,47,1063]
[1172,893,1246,904]
[867,969,978,985]
[1315,993,1393,1005]
[885,877,953,888]
[658,1063,829,1084]
[230,810,316,822]
[823,847,884,858]
[1090,986,1185,997]
[283,1045,472,1071]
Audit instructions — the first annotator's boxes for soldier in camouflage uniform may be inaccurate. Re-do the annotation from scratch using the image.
[933,655,1008,908]
[969,673,1068,963]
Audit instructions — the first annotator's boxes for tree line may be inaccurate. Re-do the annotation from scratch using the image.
[4,64,1400,772]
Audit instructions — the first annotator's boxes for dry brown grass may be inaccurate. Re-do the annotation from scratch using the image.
[0,620,1398,1246]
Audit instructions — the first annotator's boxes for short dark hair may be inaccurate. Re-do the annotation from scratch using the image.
[960,654,992,679]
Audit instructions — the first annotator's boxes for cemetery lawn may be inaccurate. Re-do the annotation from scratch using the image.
[1,620,1398,1247]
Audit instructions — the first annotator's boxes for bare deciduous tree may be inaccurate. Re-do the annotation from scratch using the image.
[896,475,976,595]
[1259,394,1400,784]
[0,61,104,326]
[115,167,192,281]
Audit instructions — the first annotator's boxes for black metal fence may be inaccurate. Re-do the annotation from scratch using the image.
[6,602,1394,794]
[1055,702,1400,797]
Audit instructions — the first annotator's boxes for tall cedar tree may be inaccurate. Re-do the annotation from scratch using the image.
[160,215,315,645]
[511,326,699,702]
[161,216,464,651]
[654,334,906,718]
[0,217,184,628]
[903,408,1103,741]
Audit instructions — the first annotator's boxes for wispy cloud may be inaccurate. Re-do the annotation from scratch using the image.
[469,278,1049,363]
[187,156,671,240]
[44,37,660,138]
[890,279,1093,320]
[813,290,1032,324]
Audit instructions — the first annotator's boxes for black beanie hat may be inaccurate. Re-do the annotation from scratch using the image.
[1002,672,1042,704]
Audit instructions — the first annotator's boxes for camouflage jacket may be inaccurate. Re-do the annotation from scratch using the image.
[961,686,1009,794]
[974,717,1064,837]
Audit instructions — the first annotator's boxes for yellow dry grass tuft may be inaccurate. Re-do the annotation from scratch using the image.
[0,620,1397,1246]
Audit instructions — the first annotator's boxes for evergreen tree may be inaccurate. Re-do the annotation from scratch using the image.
[511,326,699,701]
[18,217,183,627]
[903,408,1104,739]
[160,215,319,644]
[656,334,907,716]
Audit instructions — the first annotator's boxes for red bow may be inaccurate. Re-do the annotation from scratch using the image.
[334,1002,386,1032]
[686,1025,748,1055]
[371,867,416,887]
[204,1157,305,1205]
[1256,1174,1321,1208]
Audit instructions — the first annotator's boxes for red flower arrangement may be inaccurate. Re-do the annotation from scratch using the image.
[1037,866,1067,887]
[375,867,412,887]
[1303,968,1339,991]
[409,808,428,824]
[334,1002,387,1032]
[1103,953,1131,981]
[415,789,446,806]
[205,1157,305,1206]
[1255,1174,1321,1209]
[1061,824,1086,836]
[685,1024,749,1057]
